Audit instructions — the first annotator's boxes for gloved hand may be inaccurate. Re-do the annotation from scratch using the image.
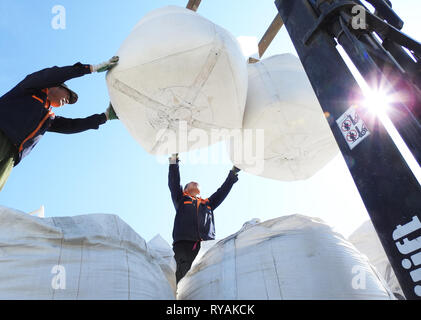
[91,56,119,73]
[169,153,179,164]
[105,103,118,120]
[231,166,241,174]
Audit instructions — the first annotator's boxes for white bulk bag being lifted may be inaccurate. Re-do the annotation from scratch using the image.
[0,206,174,300]
[106,6,248,154]
[229,54,339,181]
[177,215,394,300]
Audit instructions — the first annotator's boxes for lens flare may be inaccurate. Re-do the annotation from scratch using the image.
[362,90,393,117]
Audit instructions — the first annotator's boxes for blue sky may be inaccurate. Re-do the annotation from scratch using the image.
[0,0,419,245]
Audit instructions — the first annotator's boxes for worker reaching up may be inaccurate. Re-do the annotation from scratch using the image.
[0,57,120,192]
[168,153,240,283]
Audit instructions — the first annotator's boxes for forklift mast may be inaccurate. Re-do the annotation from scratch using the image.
[274,0,421,299]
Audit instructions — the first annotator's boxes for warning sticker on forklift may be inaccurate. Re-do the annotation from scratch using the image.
[336,107,370,150]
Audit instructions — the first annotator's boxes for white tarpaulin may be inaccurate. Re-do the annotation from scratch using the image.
[349,220,405,299]
[0,206,175,300]
[106,6,248,154]
[229,54,339,181]
[177,215,395,300]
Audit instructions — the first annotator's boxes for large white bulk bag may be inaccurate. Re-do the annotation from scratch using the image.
[147,234,177,296]
[177,215,394,300]
[349,220,404,299]
[0,206,174,300]
[229,54,339,180]
[106,6,248,154]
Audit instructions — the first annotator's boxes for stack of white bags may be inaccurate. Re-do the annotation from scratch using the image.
[0,207,395,300]
[178,215,394,300]
[0,206,176,299]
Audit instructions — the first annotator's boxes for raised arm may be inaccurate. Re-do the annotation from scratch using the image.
[19,57,119,91]
[19,63,92,91]
[208,167,240,211]
[168,154,183,210]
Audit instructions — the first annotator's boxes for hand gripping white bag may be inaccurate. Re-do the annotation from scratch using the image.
[229,54,339,181]
[106,6,248,154]
[0,206,174,300]
[177,215,395,300]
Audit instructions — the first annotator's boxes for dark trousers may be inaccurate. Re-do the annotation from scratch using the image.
[0,130,15,192]
[173,240,201,284]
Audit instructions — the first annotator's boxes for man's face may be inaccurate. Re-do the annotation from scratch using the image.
[185,182,200,197]
[47,87,70,107]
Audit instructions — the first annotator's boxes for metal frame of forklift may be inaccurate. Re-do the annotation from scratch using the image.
[187,0,421,299]
[275,0,421,300]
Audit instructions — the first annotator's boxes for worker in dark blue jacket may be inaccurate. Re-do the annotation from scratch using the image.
[168,153,240,283]
[0,57,119,191]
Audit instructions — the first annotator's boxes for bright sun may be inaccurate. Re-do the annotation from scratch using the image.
[362,90,393,116]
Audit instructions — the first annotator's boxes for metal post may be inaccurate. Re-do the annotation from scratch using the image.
[275,0,421,299]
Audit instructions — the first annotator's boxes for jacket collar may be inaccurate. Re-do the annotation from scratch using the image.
[183,191,198,199]
[183,192,209,203]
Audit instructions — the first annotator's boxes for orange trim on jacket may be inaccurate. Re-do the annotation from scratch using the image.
[42,89,51,109]
[181,193,210,242]
[31,95,44,104]
[18,110,54,152]
[31,94,51,109]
